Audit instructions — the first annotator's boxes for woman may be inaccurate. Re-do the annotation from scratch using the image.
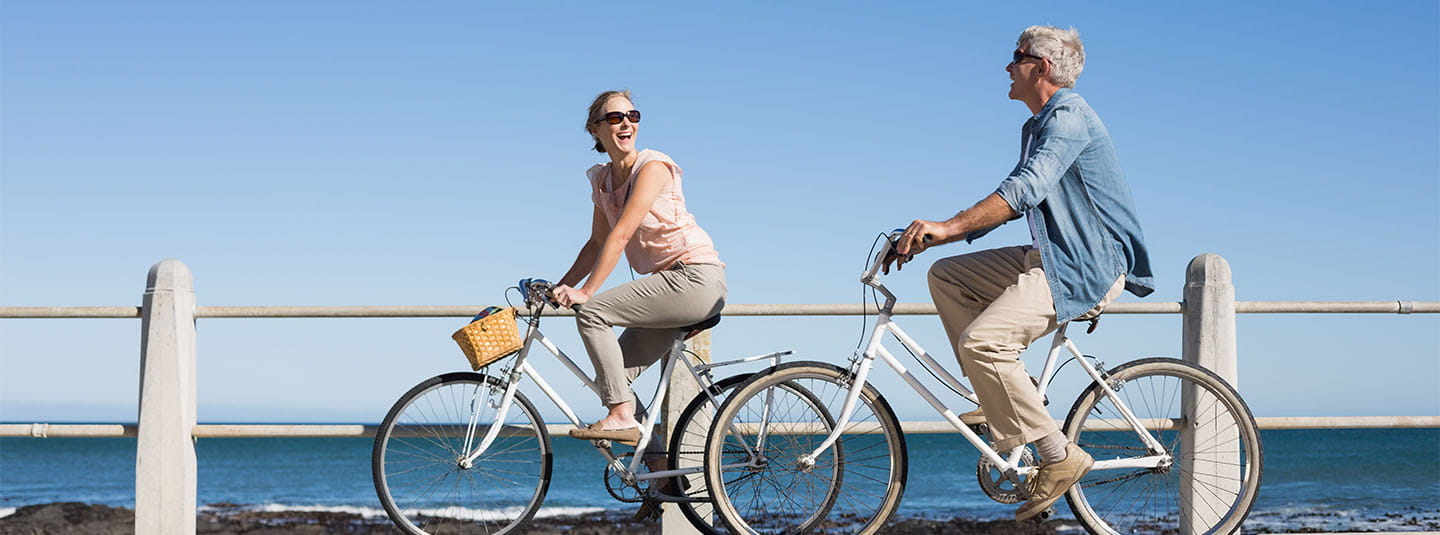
[552,89,726,448]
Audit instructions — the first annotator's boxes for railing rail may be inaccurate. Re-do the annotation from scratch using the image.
[4,300,1437,318]
[4,416,1437,439]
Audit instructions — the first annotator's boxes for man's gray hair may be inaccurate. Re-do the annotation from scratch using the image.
[1019,26,1084,88]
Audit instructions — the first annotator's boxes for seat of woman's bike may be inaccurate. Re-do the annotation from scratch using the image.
[682,314,721,340]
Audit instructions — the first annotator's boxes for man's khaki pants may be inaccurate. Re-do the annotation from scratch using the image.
[927,246,1123,451]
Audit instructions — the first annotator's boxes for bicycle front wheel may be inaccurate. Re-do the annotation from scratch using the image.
[372,372,552,535]
[672,374,833,534]
[704,362,907,535]
[1063,358,1262,535]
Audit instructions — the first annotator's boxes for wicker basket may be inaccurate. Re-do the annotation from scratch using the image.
[451,307,523,370]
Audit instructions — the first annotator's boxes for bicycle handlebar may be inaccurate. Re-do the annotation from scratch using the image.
[863,229,931,283]
[880,228,911,267]
[518,278,559,309]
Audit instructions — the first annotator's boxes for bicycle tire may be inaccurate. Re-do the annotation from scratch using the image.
[1063,358,1262,535]
[669,374,752,534]
[672,374,833,534]
[704,361,908,534]
[373,372,552,535]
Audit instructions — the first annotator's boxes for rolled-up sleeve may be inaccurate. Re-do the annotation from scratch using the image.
[994,105,1090,213]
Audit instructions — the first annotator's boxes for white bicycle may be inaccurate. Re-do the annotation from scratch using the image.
[703,232,1263,534]
[371,279,820,534]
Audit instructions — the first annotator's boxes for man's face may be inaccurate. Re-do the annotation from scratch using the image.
[1006,47,1046,102]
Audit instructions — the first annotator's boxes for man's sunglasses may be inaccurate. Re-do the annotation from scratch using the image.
[596,110,642,125]
[1011,50,1045,65]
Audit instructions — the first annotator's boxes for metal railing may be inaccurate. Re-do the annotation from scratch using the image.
[5,415,1437,440]
[5,300,1437,319]
[2,255,1437,535]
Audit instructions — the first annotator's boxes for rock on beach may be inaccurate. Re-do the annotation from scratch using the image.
[0,502,1064,534]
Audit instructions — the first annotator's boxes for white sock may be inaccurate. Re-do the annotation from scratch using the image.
[1036,432,1068,464]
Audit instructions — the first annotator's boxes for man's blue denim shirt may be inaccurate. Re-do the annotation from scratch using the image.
[968,88,1154,323]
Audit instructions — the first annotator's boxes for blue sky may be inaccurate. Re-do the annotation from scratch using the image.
[2,2,1437,424]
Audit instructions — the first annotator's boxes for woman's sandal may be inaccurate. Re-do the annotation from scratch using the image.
[567,422,642,446]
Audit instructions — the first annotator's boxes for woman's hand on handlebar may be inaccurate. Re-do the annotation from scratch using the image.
[552,284,592,309]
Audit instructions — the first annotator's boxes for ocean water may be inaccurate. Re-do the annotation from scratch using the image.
[1,428,1436,532]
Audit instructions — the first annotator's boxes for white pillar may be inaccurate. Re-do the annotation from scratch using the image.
[136,260,197,534]
[1180,254,1239,535]
[661,330,708,535]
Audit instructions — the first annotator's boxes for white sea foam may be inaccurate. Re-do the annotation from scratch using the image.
[0,508,15,519]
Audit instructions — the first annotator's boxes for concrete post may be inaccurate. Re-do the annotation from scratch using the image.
[136,260,197,534]
[1180,254,1239,535]
[661,330,709,535]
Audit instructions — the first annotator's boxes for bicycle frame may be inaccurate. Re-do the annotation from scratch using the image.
[788,237,1171,482]
[460,305,790,489]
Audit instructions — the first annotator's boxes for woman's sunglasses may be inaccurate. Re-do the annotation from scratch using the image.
[596,110,641,125]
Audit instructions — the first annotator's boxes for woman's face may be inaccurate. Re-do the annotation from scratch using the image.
[591,96,639,155]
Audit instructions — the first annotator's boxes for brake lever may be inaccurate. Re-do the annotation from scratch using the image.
[518,278,559,310]
[880,247,913,274]
[881,228,931,273]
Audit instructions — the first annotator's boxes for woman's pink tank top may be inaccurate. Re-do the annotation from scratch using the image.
[586,149,722,274]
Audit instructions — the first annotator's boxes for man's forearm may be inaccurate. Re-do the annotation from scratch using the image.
[940,193,1018,244]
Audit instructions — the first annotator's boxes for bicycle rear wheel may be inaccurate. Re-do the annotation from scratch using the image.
[670,374,752,534]
[1063,358,1262,535]
[373,372,552,535]
[704,362,907,535]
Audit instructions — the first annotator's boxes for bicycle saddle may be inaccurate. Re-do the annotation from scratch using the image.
[682,314,721,339]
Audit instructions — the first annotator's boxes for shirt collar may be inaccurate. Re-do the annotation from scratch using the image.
[1035,88,1074,119]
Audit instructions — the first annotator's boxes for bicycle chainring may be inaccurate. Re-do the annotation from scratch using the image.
[604,453,643,503]
[976,447,1037,505]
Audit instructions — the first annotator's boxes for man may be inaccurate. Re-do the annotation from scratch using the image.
[889,26,1153,521]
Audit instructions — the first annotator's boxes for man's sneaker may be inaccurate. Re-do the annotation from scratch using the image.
[960,407,986,426]
[1015,442,1093,521]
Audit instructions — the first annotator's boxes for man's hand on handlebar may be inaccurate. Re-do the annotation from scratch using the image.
[883,219,944,273]
[551,284,592,309]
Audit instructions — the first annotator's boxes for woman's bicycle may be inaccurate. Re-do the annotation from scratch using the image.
[371,279,814,535]
[702,231,1263,534]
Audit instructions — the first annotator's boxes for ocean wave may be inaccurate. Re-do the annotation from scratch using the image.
[198,502,609,522]
[0,507,15,519]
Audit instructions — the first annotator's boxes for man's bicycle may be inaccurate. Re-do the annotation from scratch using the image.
[370,279,814,534]
[702,231,1263,534]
